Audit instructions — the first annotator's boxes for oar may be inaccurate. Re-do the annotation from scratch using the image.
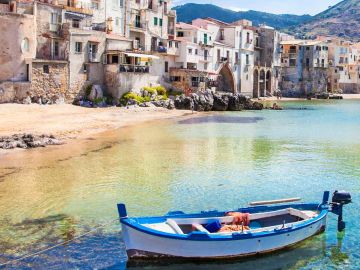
[249,197,301,206]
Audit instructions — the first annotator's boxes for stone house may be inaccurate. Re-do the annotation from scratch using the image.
[0,0,36,103]
[280,40,329,97]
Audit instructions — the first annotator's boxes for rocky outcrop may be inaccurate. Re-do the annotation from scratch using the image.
[0,134,62,149]
[174,91,263,112]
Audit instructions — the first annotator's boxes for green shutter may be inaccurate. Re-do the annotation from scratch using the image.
[154,17,158,26]
[159,18,163,26]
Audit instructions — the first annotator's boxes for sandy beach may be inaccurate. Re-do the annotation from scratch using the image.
[0,104,191,143]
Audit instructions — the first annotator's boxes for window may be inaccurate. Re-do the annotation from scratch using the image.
[289,59,296,67]
[165,61,168,72]
[306,58,310,67]
[115,17,120,26]
[246,32,250,44]
[83,64,88,73]
[159,18,163,26]
[220,29,224,40]
[75,42,82,53]
[43,65,49,74]
[175,42,179,48]
[72,19,80,28]
[204,63,208,70]
[188,48,192,54]
[119,0,123,7]
[306,46,310,51]
[246,54,249,65]
[321,59,325,67]
[217,49,221,62]
[21,38,29,53]
[169,41,173,47]
[52,40,59,58]
[177,31,184,37]
[195,49,198,55]
[51,12,60,24]
[170,76,181,82]
[154,17,158,26]
[135,15,140,28]
[91,1,99,9]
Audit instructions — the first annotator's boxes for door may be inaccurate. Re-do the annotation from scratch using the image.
[204,33,208,45]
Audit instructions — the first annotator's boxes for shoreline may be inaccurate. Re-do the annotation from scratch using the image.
[0,104,194,156]
[253,94,360,102]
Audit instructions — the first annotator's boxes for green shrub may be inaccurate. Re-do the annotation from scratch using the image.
[154,85,167,95]
[143,86,157,95]
[143,96,151,102]
[85,84,93,97]
[168,89,183,96]
[93,97,104,104]
[120,92,144,105]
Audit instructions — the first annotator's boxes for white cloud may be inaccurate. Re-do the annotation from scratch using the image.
[229,7,249,12]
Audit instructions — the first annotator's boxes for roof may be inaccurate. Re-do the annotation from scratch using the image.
[176,22,211,33]
[202,17,232,27]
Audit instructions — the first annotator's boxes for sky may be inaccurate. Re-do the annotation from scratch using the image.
[172,0,343,15]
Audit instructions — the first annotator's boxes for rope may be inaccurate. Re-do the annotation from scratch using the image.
[0,218,119,267]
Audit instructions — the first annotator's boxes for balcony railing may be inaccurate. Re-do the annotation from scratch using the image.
[119,64,150,73]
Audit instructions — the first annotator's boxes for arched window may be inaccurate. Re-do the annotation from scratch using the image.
[21,38,30,53]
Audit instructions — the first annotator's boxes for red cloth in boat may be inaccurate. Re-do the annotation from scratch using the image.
[226,212,250,226]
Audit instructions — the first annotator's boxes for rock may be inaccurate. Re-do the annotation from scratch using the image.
[316,92,330,99]
[228,95,244,111]
[174,95,186,110]
[151,100,165,107]
[167,99,175,110]
[0,134,62,150]
[244,100,264,110]
[140,102,155,108]
[79,100,93,108]
[88,85,103,101]
[213,94,229,111]
[52,95,65,104]
[22,96,32,105]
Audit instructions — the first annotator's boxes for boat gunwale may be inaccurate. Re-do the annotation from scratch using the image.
[120,203,328,241]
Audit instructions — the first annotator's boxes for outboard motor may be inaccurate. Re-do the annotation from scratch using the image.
[331,190,352,231]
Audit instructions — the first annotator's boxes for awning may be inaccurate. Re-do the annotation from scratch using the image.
[65,11,88,19]
[124,52,160,60]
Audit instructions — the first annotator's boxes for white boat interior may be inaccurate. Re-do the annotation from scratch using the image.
[143,208,319,235]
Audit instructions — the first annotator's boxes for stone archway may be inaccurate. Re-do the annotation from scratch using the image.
[266,70,272,96]
[259,69,266,97]
[253,69,259,98]
[217,64,236,93]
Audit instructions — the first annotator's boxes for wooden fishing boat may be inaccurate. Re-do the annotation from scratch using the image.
[117,191,351,260]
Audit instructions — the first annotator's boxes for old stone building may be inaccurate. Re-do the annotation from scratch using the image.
[280,40,329,97]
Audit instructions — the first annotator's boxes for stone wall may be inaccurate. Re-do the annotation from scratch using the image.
[30,61,70,101]
[105,65,161,98]
[0,13,36,82]
[0,82,31,103]
[340,83,360,94]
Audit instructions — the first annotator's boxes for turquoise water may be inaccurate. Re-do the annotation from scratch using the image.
[0,100,359,269]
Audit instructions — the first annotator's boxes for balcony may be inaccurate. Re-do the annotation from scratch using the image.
[63,5,93,15]
[88,53,100,63]
[119,64,149,73]
[49,23,60,32]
